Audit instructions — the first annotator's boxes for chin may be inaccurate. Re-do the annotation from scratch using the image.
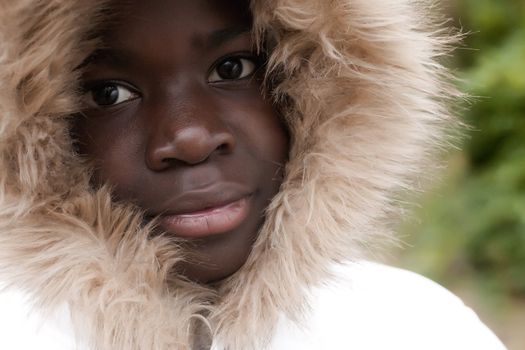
[173,226,259,284]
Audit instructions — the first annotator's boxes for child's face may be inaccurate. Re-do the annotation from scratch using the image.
[75,0,289,283]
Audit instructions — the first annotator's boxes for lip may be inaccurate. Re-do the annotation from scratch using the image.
[155,195,251,238]
[151,182,252,215]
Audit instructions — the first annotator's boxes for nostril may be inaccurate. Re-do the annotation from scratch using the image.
[214,132,236,154]
[161,157,178,165]
[217,143,229,152]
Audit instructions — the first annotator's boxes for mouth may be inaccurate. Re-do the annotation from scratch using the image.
[152,195,252,238]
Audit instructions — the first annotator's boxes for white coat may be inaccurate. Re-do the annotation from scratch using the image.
[0,262,506,350]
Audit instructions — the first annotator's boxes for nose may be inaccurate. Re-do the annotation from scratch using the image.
[145,107,235,171]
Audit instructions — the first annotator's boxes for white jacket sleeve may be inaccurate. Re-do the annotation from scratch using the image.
[0,286,81,350]
[267,261,507,350]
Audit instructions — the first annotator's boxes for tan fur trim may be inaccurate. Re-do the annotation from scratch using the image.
[213,0,461,348]
[0,0,461,349]
[0,2,212,349]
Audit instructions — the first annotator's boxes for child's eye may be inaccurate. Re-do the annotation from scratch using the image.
[208,57,257,83]
[85,83,139,107]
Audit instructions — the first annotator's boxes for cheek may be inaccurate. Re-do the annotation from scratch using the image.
[73,114,144,195]
[233,98,289,201]
[230,94,289,166]
[208,84,290,201]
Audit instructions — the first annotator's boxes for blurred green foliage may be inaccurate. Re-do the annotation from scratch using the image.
[401,0,525,297]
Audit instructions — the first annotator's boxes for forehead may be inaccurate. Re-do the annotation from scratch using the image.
[106,0,252,39]
[86,0,254,73]
[94,0,252,66]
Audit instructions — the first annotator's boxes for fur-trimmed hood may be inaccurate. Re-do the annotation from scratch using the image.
[0,0,458,349]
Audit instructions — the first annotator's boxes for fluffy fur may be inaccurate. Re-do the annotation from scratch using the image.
[0,0,459,349]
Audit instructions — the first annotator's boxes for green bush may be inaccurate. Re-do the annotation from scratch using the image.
[401,0,525,297]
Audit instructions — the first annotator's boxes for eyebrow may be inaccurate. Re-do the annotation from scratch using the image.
[205,26,252,49]
[79,48,135,69]
[79,26,253,69]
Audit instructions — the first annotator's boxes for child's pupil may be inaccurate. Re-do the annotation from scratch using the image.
[217,58,243,79]
[93,84,119,105]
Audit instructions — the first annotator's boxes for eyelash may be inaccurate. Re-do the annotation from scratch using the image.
[207,53,261,83]
[82,80,140,108]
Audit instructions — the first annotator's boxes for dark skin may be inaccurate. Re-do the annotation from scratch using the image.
[75,0,289,283]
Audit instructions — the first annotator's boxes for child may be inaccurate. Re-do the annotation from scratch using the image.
[0,0,507,349]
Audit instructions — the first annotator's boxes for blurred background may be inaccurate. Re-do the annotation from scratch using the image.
[393,1,525,349]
